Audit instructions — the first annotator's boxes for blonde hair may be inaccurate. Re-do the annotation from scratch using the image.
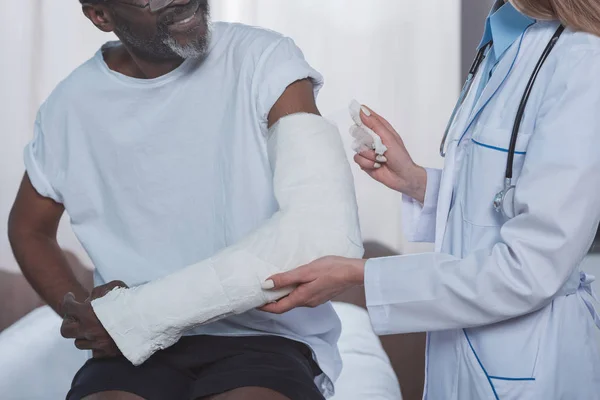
[510,0,600,37]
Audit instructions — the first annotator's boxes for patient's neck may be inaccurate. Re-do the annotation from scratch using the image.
[103,43,184,79]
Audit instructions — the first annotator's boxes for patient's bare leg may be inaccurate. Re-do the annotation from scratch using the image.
[202,387,291,400]
[82,391,145,400]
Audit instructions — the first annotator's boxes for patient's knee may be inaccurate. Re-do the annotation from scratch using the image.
[82,391,146,400]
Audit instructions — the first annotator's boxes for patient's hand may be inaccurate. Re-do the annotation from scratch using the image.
[60,280,127,358]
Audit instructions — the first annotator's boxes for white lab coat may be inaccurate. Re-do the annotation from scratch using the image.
[364,22,600,400]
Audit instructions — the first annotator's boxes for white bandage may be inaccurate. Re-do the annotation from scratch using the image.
[91,113,364,366]
[348,100,387,155]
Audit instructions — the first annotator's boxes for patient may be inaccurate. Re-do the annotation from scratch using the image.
[7,1,362,399]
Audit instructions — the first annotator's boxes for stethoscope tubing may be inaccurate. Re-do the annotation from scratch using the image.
[440,25,565,218]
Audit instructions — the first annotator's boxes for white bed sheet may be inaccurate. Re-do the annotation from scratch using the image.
[0,303,401,400]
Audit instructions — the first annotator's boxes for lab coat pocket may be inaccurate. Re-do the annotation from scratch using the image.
[491,378,537,400]
[457,331,499,400]
[462,128,529,228]
[458,306,551,400]
[459,328,540,400]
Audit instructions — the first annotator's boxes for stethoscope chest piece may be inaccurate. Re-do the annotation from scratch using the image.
[460,25,565,222]
[493,179,517,219]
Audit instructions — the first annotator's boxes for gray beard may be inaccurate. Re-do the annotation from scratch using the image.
[111,2,211,61]
[162,21,212,59]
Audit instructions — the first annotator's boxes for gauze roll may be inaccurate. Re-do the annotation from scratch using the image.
[91,113,364,366]
[348,100,387,155]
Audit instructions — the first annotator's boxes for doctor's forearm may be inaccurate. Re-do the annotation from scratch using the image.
[363,232,586,335]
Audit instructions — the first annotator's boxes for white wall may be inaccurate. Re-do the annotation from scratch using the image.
[0,1,460,272]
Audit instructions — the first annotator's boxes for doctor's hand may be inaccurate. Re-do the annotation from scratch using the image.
[60,280,128,358]
[260,257,366,314]
[354,105,427,203]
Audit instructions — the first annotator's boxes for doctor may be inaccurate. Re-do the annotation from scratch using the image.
[262,0,600,398]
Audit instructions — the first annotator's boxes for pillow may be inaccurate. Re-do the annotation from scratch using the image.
[331,302,403,400]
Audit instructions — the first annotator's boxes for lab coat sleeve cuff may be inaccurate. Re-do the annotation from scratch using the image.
[365,254,442,335]
[401,168,441,243]
[364,258,391,335]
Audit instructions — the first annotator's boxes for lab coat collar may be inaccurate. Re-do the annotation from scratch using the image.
[461,22,531,147]
[478,1,535,61]
[478,0,503,50]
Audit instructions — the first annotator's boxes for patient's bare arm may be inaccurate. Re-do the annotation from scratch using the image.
[267,79,320,127]
[8,173,89,315]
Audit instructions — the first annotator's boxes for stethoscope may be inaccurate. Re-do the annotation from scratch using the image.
[440,25,565,218]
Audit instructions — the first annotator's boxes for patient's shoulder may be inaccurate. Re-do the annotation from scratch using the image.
[40,47,107,117]
[213,21,288,52]
[210,22,305,70]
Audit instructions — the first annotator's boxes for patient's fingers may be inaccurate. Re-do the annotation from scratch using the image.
[61,293,78,315]
[61,293,88,321]
[90,280,128,301]
[60,293,91,339]
[61,319,81,339]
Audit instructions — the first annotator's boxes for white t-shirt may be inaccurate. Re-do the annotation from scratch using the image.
[25,22,340,396]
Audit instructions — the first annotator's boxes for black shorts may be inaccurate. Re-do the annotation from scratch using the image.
[67,335,325,400]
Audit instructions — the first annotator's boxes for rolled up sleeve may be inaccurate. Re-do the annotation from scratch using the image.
[23,114,62,203]
[253,37,324,126]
